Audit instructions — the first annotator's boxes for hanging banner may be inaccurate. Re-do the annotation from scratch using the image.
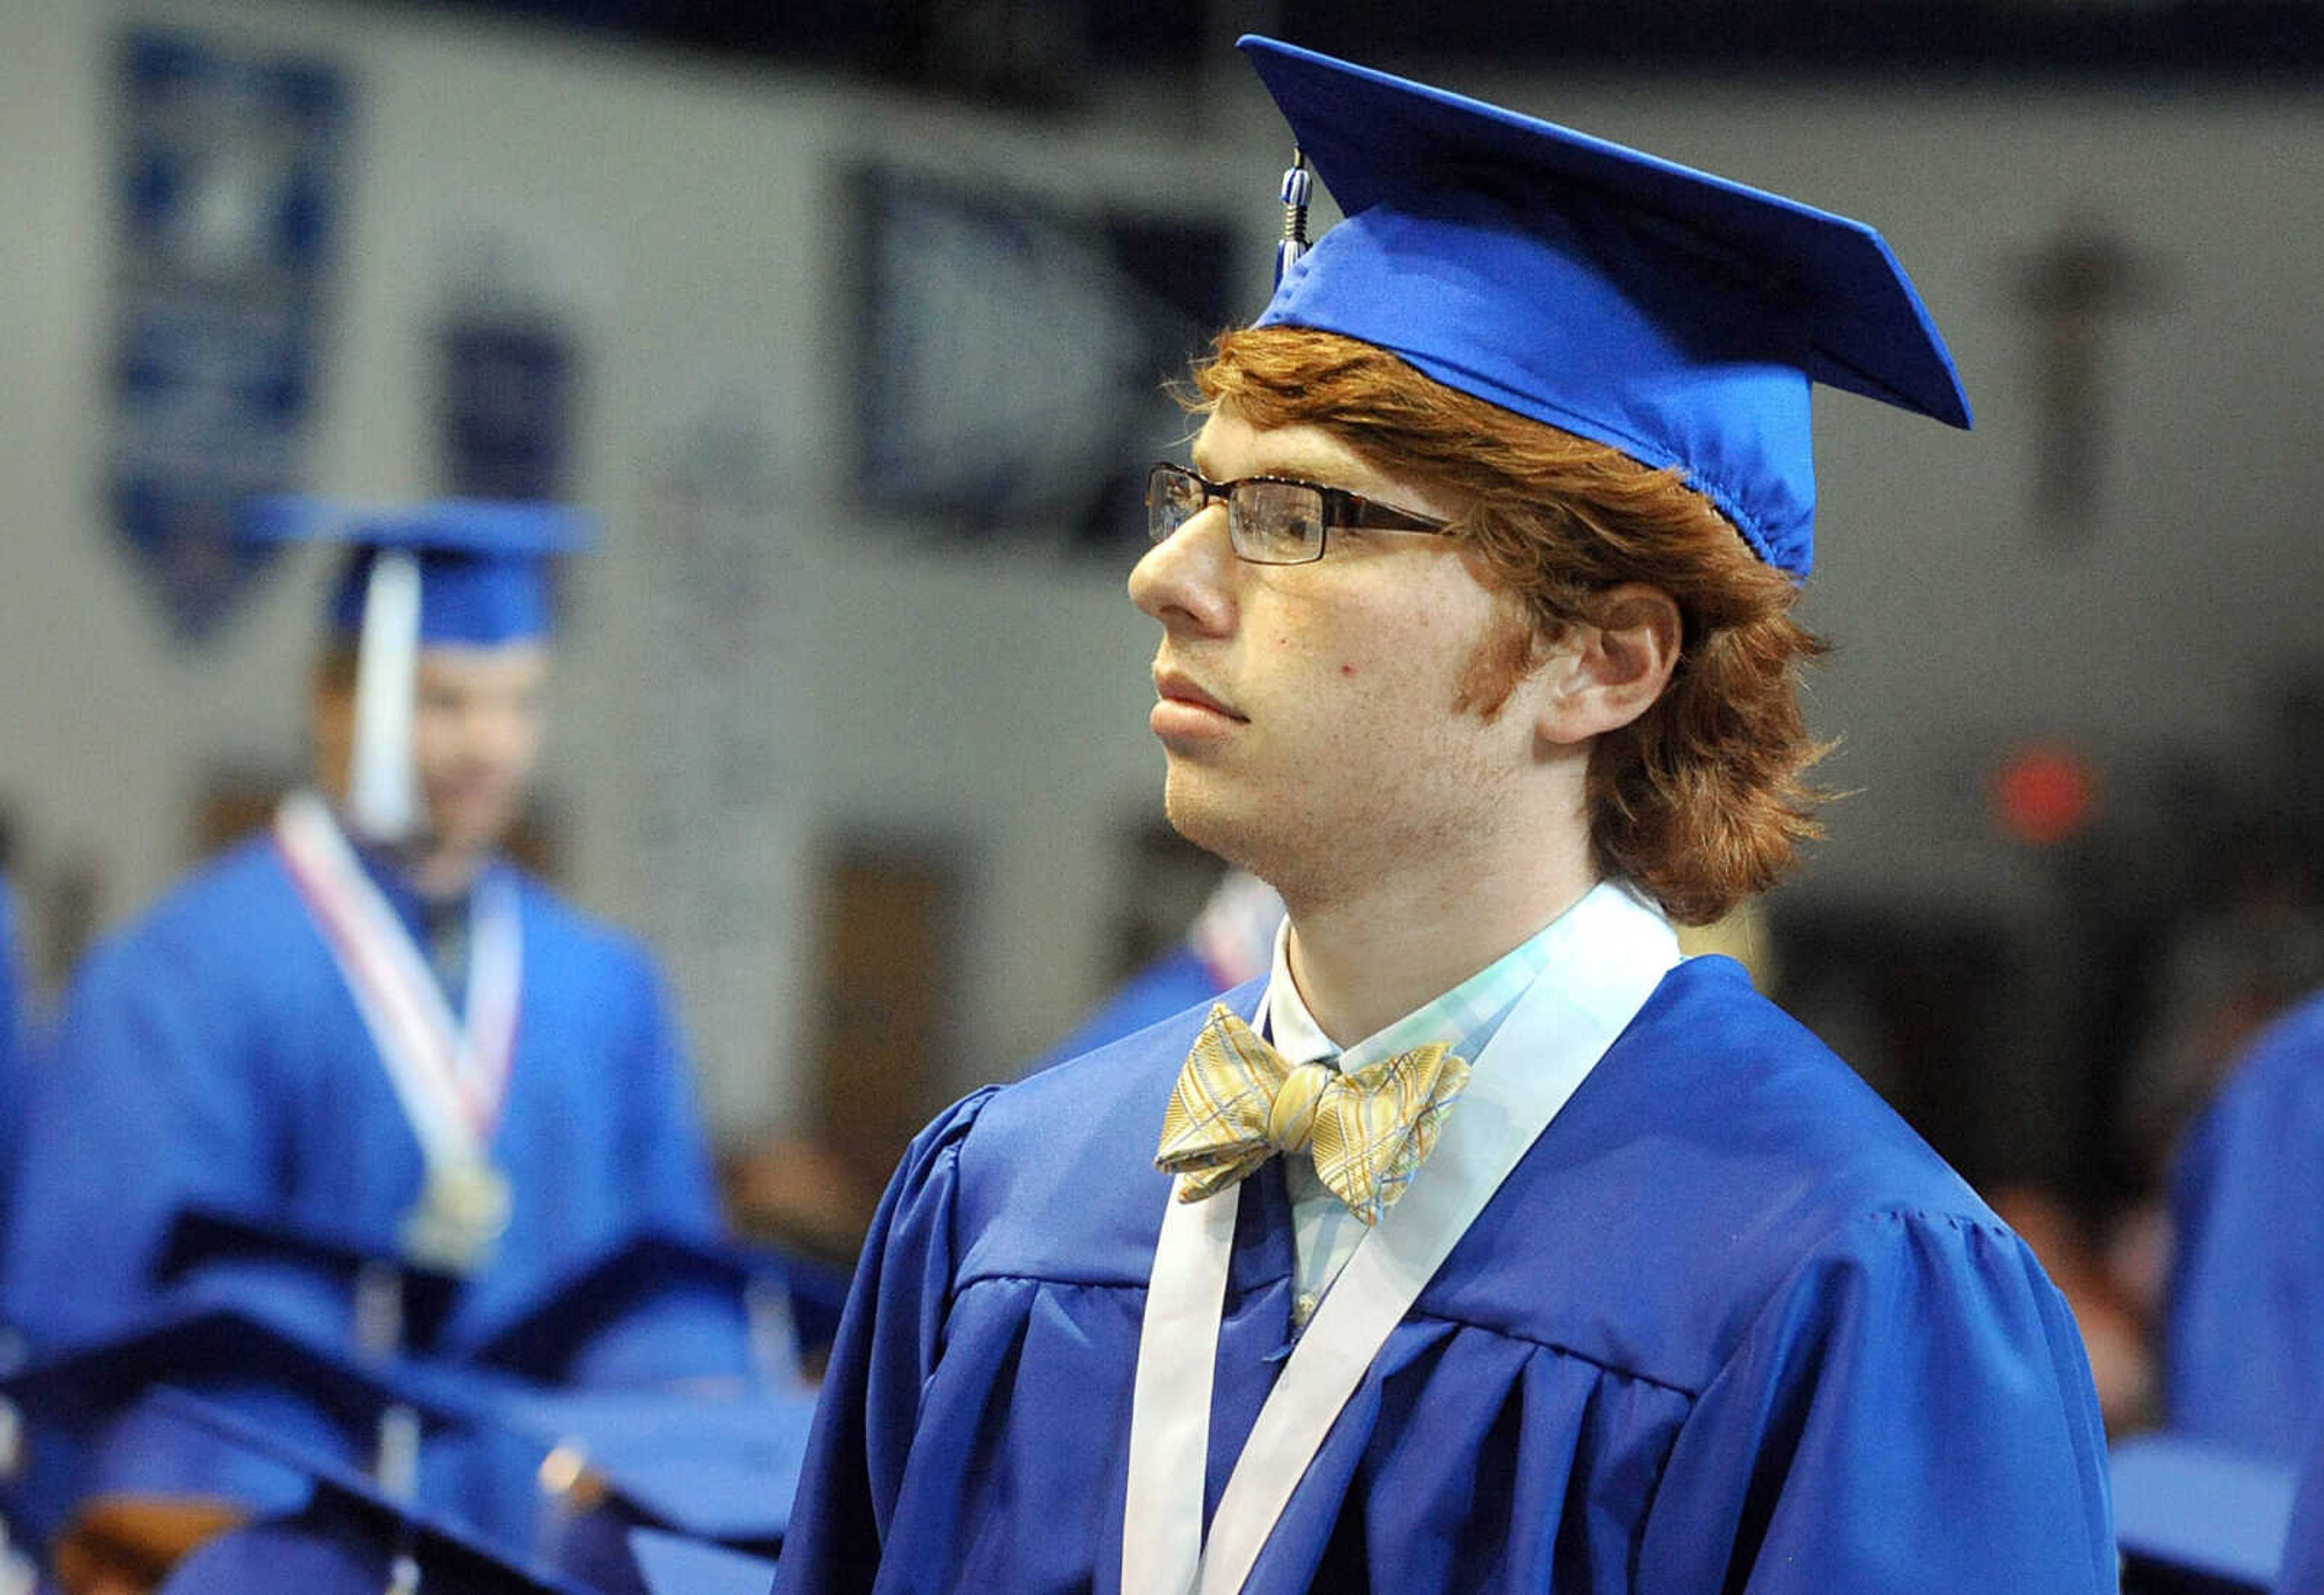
[110,29,350,640]
[849,166,1232,555]
[640,378,806,1136]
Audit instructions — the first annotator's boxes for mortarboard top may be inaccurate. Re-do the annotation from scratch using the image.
[0,1306,487,1550]
[1238,35,1971,577]
[155,1204,464,1358]
[145,1389,596,1595]
[241,497,596,648]
[626,1526,779,1595]
[468,1229,838,1389]
[2109,1433,2292,1594]
[491,1382,815,1548]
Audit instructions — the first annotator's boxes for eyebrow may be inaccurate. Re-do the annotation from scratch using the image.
[1188,453,1379,493]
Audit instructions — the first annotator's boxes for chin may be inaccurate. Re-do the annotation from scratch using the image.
[1163,776,1272,878]
[426,803,519,858]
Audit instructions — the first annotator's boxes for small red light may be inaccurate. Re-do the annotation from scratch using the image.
[1992,743,2099,847]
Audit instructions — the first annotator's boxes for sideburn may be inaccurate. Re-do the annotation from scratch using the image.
[1451,598,1547,723]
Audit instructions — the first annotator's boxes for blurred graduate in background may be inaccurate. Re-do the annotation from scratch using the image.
[0,501,776,1585]
[2164,984,2324,1459]
[1027,869,1285,1075]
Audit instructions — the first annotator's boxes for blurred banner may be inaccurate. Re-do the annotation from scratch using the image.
[848,165,1230,554]
[436,237,581,502]
[109,30,351,642]
[642,380,807,1136]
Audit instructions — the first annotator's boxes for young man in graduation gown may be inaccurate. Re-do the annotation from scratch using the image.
[775,38,2115,1595]
[0,503,729,1366]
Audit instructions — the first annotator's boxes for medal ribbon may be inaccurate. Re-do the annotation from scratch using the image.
[275,791,523,1171]
[1121,881,1680,1595]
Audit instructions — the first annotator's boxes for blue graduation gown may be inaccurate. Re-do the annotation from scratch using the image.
[2165,986,2324,1459]
[0,833,727,1363]
[776,955,2113,1594]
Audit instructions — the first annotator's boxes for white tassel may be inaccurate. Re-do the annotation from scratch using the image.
[348,549,422,843]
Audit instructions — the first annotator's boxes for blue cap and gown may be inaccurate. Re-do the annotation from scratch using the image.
[0,501,749,1543]
[773,37,2112,1595]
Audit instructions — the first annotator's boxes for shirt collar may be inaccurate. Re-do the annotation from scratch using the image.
[1259,880,1669,1071]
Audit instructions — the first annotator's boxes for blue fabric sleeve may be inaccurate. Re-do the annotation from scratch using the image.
[1638,1209,2115,1594]
[772,1088,999,1595]
[612,945,726,1241]
[0,929,275,1348]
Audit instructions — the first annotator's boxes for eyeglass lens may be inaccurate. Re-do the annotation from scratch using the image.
[1146,465,1325,564]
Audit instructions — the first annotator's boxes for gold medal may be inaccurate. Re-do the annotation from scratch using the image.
[400,1162,513,1274]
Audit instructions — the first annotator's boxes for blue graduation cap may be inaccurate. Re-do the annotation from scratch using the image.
[152,1387,799,1595]
[2109,1433,2293,1594]
[491,1382,815,1555]
[240,497,596,841]
[0,1305,487,1558]
[145,1387,597,1595]
[1239,36,1971,577]
[626,1526,778,1595]
[155,1203,465,1359]
[468,1229,843,1391]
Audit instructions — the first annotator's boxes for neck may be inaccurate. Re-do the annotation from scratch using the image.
[1276,826,1599,1046]
[311,780,490,904]
[406,841,487,905]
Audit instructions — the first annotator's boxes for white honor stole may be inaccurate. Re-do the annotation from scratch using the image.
[275,790,524,1275]
[1121,881,1682,1595]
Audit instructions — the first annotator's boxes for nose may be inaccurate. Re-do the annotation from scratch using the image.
[1129,501,1236,636]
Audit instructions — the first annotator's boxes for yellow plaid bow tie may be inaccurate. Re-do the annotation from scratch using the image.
[1154,1004,1472,1226]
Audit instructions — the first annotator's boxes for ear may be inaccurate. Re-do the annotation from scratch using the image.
[1531,584,1682,746]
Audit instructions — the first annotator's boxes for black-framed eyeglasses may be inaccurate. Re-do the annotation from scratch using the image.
[1144,462,1452,566]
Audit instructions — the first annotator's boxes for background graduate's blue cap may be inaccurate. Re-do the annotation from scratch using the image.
[0,1306,485,1548]
[240,496,594,842]
[1239,35,1971,577]
[491,1383,815,1548]
[626,1526,779,1595]
[155,1203,465,1358]
[144,1388,596,1595]
[243,497,596,647]
[2109,1433,2293,1593]
[468,1229,844,1389]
